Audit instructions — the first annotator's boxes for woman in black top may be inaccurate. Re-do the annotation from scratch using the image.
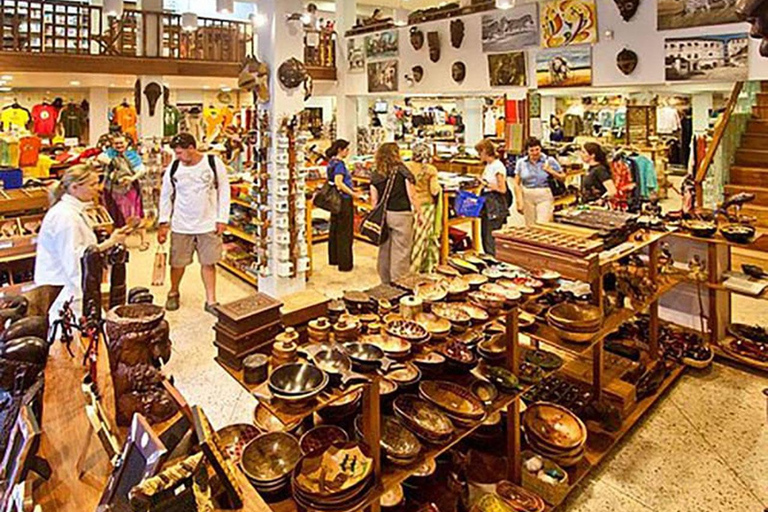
[370,142,417,285]
[325,139,360,272]
[581,142,617,203]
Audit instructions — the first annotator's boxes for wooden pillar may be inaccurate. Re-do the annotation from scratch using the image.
[362,378,381,512]
[506,307,519,375]
[593,340,604,400]
[648,240,660,358]
[506,399,521,484]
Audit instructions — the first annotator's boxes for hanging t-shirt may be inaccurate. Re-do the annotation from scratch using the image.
[18,136,41,167]
[114,104,138,143]
[203,107,221,141]
[58,104,86,139]
[163,105,181,137]
[219,106,234,128]
[31,103,59,137]
[1,107,31,131]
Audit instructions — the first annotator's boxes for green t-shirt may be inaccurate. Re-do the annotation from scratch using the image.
[164,105,181,137]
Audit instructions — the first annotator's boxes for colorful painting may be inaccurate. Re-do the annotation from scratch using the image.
[365,31,399,59]
[665,33,749,81]
[347,38,365,73]
[536,46,592,88]
[368,60,399,93]
[481,4,540,52]
[488,52,528,87]
[540,0,598,48]
[658,0,740,30]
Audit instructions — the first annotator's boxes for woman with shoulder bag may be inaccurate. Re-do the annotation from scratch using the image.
[513,137,565,226]
[476,138,509,256]
[370,143,418,284]
[408,142,441,273]
[326,139,360,272]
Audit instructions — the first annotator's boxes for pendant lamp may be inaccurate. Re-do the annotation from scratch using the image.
[181,12,198,32]
[216,0,234,14]
[104,0,124,18]
[495,0,515,9]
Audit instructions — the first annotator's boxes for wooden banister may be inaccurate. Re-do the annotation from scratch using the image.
[694,80,744,207]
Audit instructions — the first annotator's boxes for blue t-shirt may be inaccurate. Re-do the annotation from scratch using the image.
[327,158,352,198]
[515,155,561,189]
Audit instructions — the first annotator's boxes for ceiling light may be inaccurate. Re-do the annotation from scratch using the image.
[221,87,232,92]
[109,83,116,87]
[181,12,198,32]
[495,0,515,9]
[104,0,124,18]
[216,0,234,14]
[203,85,210,89]
[0,87,12,92]
[1,75,12,81]
[70,80,81,86]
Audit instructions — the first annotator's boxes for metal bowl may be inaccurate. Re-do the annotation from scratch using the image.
[343,342,385,362]
[312,346,353,376]
[241,432,301,484]
[268,363,328,398]
[299,425,349,455]
[547,303,603,331]
[720,223,756,244]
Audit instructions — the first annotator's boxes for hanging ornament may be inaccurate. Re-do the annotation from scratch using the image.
[613,0,640,22]
[452,62,466,83]
[410,27,425,51]
[450,19,465,48]
[412,66,424,83]
[427,31,441,63]
[616,48,639,75]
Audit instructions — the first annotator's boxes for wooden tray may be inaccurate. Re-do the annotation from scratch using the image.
[495,226,604,258]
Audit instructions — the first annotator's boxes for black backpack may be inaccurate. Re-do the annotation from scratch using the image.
[169,154,219,212]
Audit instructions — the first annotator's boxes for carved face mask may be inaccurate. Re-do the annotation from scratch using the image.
[410,27,425,50]
[613,0,640,21]
[428,31,440,63]
[278,58,308,89]
[451,19,465,48]
[452,62,466,83]
[616,48,638,75]
[412,66,424,83]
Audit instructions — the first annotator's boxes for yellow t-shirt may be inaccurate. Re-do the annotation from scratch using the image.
[1,107,31,130]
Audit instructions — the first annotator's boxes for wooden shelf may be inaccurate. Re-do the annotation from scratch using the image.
[311,233,329,243]
[671,230,767,250]
[226,226,257,245]
[217,260,258,287]
[0,251,36,264]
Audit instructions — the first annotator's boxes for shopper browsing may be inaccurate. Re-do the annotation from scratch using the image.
[157,133,231,314]
[581,142,617,203]
[513,137,565,226]
[476,138,509,256]
[371,142,417,285]
[326,139,361,272]
[35,165,130,324]
[408,141,440,273]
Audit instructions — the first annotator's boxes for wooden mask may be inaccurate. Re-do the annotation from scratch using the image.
[427,31,441,63]
[613,0,640,21]
[450,19,465,48]
[412,66,424,83]
[410,27,425,50]
[452,62,466,83]
[616,48,638,75]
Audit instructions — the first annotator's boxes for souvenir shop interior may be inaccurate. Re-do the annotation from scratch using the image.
[1,1,767,512]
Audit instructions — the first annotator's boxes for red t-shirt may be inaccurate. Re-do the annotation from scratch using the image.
[32,103,59,137]
[19,136,41,167]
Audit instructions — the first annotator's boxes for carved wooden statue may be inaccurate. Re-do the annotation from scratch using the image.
[105,304,176,427]
[738,0,768,56]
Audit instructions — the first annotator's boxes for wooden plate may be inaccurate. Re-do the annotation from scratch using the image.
[393,394,454,442]
[523,402,587,451]
[419,380,485,420]
[293,442,374,497]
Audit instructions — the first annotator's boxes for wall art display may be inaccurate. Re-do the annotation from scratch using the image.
[657,0,740,30]
[368,60,399,92]
[739,0,768,57]
[617,48,639,75]
[664,33,749,81]
[347,38,365,73]
[365,30,399,59]
[451,19,466,48]
[487,52,528,87]
[614,0,640,21]
[481,4,540,52]
[540,0,598,48]
[536,46,593,88]
[428,31,441,62]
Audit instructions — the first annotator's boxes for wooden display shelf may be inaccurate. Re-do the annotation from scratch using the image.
[598,230,672,271]
[671,230,766,249]
[0,250,36,264]
[226,225,257,244]
[311,232,329,243]
[218,260,258,287]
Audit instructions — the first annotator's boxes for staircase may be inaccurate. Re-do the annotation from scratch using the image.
[724,82,768,226]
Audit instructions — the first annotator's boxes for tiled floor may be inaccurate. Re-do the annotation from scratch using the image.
[121,223,767,512]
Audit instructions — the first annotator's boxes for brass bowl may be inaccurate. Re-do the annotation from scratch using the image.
[268,363,328,398]
[546,303,603,331]
[299,425,349,455]
[241,432,301,484]
[216,423,260,464]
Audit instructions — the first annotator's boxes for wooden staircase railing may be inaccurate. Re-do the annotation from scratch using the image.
[695,81,744,207]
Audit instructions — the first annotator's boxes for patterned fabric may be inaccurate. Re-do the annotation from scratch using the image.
[610,158,635,208]
[410,200,440,274]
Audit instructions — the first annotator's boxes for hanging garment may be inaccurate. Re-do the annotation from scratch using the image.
[203,106,221,141]
[18,136,41,167]
[611,158,636,209]
[163,105,181,138]
[58,104,86,139]
[31,103,59,137]
[633,154,658,198]
[1,106,31,131]
[563,114,584,140]
[114,104,138,143]
[656,106,681,134]
[219,106,234,128]
[184,109,204,145]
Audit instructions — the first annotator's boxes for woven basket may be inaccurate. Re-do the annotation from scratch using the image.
[521,451,570,505]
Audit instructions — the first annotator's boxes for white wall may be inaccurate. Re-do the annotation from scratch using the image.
[343,0,760,97]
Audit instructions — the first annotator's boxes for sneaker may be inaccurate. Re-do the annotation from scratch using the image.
[204,302,219,316]
[165,292,180,311]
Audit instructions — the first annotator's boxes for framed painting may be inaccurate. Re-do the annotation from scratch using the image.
[488,52,528,87]
[365,30,399,59]
[664,33,749,82]
[540,0,598,48]
[347,38,365,73]
[482,4,540,52]
[536,46,593,88]
[368,60,399,93]
[658,0,741,30]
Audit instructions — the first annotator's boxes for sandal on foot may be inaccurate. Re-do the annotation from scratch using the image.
[165,292,180,311]
[204,302,219,316]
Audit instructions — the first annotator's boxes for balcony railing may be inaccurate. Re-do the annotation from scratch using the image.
[304,28,336,80]
[0,0,252,63]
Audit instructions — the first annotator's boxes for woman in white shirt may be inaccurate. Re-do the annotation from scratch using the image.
[35,165,129,325]
[475,138,508,256]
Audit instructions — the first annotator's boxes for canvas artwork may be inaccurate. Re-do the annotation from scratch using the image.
[536,46,593,88]
[487,52,528,87]
[347,39,365,73]
[665,33,749,81]
[540,0,598,48]
[368,60,399,92]
[481,4,540,52]
[365,31,399,59]
[657,0,740,30]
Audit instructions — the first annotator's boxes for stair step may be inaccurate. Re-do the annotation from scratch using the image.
[729,165,768,187]
[748,120,768,134]
[754,105,768,120]
[741,133,768,150]
[738,204,768,228]
[758,93,768,108]
[724,184,768,206]
[736,148,768,167]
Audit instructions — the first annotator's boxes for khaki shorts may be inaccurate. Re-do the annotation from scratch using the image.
[170,232,223,267]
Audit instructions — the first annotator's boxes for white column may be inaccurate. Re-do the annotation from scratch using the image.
[335,0,357,153]
[140,0,162,57]
[692,93,713,134]
[257,0,308,298]
[88,87,109,146]
[462,98,484,148]
[138,75,165,141]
